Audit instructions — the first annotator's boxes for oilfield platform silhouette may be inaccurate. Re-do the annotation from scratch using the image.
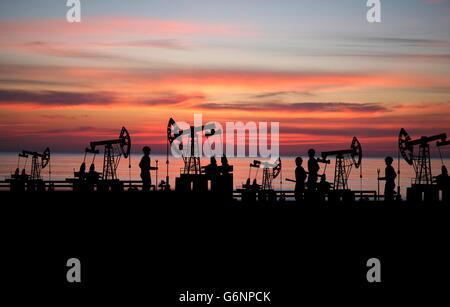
[1,119,449,205]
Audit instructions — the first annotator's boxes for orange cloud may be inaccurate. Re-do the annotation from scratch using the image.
[2,65,448,107]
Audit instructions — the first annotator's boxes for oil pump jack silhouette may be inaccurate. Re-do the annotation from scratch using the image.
[437,139,450,162]
[399,128,447,201]
[18,148,51,181]
[437,139,450,150]
[85,127,131,181]
[317,137,362,201]
[11,147,51,191]
[248,158,282,202]
[167,118,218,192]
[71,127,131,191]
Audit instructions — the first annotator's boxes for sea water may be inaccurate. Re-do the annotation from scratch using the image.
[0,152,448,197]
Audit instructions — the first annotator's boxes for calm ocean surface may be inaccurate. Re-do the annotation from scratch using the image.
[0,152,448,196]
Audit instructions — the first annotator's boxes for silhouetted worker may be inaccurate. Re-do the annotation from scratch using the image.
[307,149,320,191]
[252,178,260,190]
[204,156,219,176]
[20,169,29,191]
[74,162,87,191]
[76,162,87,183]
[318,174,331,201]
[244,178,251,189]
[294,157,307,202]
[379,156,397,202]
[11,168,23,192]
[139,146,157,191]
[79,162,86,175]
[219,155,233,199]
[220,155,232,175]
[139,146,152,191]
[89,163,99,179]
[20,169,28,181]
[86,163,99,191]
[242,178,257,203]
[204,156,219,191]
[158,180,169,191]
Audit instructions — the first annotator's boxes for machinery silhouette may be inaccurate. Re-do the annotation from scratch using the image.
[3,122,450,204]
[245,158,282,202]
[310,137,363,202]
[399,128,447,201]
[167,118,224,192]
[437,139,450,163]
[399,128,446,185]
[249,158,282,191]
[11,147,51,192]
[85,126,131,180]
[71,127,131,191]
[163,118,181,190]
[19,148,51,181]
[318,137,362,191]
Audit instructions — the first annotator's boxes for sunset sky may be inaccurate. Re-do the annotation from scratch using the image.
[0,0,449,155]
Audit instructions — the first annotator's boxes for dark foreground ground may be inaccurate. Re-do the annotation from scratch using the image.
[1,191,449,305]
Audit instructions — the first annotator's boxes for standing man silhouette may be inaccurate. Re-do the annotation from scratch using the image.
[204,156,219,192]
[139,146,156,191]
[204,156,218,176]
[307,149,320,192]
[220,155,232,175]
[379,156,397,202]
[294,157,307,202]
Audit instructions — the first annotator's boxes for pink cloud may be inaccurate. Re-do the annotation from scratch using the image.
[2,65,449,100]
